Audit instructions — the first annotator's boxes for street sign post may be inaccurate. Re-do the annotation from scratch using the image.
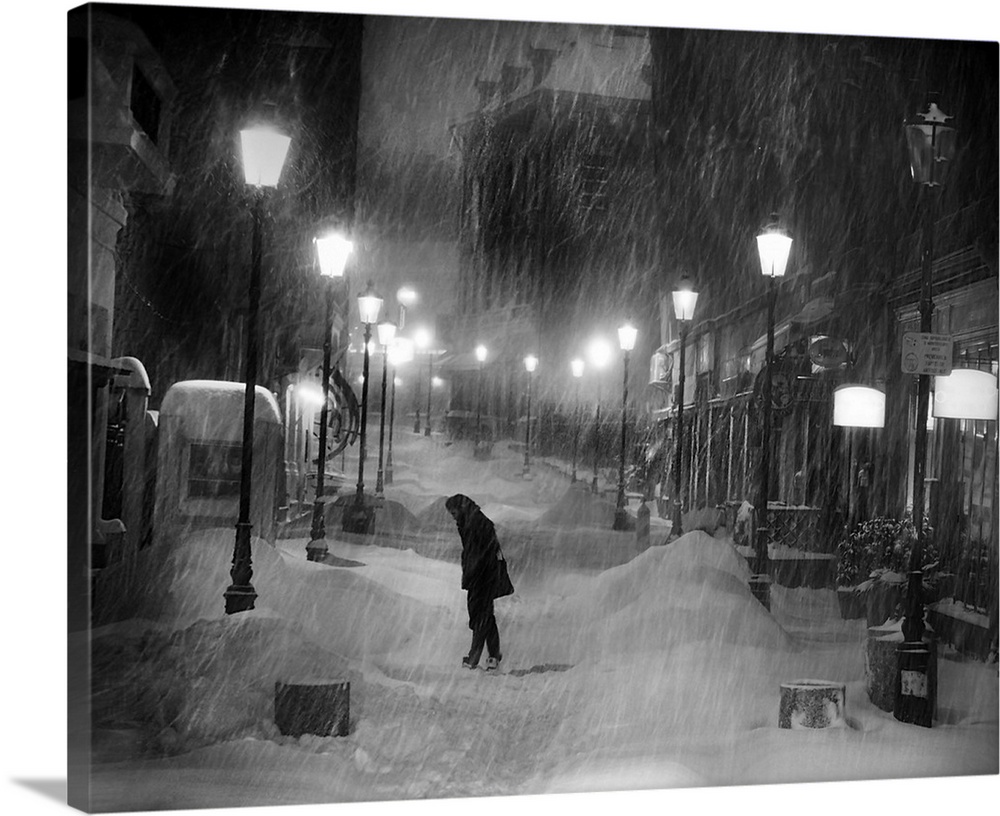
[901,332,953,376]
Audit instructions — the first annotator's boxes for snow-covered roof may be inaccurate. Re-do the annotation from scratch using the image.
[159,380,281,426]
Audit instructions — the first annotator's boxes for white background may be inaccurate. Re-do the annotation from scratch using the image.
[3,1,997,814]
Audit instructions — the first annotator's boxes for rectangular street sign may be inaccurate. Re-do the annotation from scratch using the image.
[901,332,954,376]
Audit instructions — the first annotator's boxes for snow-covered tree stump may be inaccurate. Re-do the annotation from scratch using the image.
[275,680,350,737]
[778,680,846,729]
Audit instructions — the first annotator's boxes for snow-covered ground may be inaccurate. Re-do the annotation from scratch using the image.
[71,428,999,814]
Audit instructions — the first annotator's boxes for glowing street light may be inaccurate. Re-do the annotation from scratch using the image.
[375,320,397,497]
[342,282,382,534]
[671,275,698,538]
[224,120,290,615]
[587,336,613,493]
[386,336,414,484]
[613,323,638,530]
[523,354,538,478]
[750,216,793,611]
[305,231,352,562]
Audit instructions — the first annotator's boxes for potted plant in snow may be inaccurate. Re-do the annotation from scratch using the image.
[834,526,870,620]
[853,514,939,627]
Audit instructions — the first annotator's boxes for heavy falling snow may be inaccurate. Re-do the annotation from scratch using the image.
[84,432,998,811]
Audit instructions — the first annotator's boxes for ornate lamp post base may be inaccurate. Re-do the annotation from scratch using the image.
[224,583,257,615]
[305,536,329,562]
[612,507,629,531]
[893,639,935,727]
[748,574,771,610]
[342,495,376,535]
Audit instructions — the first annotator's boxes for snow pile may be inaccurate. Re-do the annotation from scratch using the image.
[538,483,617,528]
[557,531,789,655]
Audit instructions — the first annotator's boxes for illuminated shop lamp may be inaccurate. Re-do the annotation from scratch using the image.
[933,369,999,420]
[833,384,886,428]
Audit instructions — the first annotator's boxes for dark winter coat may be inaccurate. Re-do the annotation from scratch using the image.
[445,494,515,600]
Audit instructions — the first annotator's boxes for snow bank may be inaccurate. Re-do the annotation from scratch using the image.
[539,483,617,528]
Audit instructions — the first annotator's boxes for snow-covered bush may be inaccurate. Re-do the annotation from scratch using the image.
[836,514,938,587]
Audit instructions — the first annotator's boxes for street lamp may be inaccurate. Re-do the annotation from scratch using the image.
[475,344,488,452]
[570,358,584,482]
[613,323,638,530]
[671,275,699,538]
[896,95,957,728]
[375,320,397,498]
[587,337,612,493]
[224,121,290,615]
[523,354,538,478]
[342,282,383,534]
[305,232,353,562]
[413,327,431,433]
[751,216,792,612]
[386,336,414,484]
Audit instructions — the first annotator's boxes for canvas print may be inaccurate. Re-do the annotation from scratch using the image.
[67,1,998,812]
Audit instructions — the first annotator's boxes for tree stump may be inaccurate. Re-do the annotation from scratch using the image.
[778,679,847,729]
[275,680,350,737]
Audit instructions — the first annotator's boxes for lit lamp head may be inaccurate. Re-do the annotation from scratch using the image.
[377,320,397,348]
[833,384,886,428]
[588,337,612,369]
[314,233,353,278]
[905,96,958,187]
[357,282,383,326]
[475,344,488,364]
[397,287,417,306]
[239,123,291,187]
[756,218,793,278]
[571,358,585,379]
[672,274,699,322]
[389,336,415,366]
[933,369,999,420]
[524,354,539,374]
[414,327,432,350]
[618,323,638,352]
[294,380,325,409]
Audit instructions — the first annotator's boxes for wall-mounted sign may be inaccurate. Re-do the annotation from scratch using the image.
[808,335,848,369]
[649,351,672,387]
[901,332,953,376]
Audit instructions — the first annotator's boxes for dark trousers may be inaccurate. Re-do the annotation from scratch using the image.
[467,592,500,663]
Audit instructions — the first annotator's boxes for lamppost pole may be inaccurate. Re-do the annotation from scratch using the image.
[225,122,290,615]
[592,387,601,494]
[226,190,263,614]
[307,284,334,559]
[673,319,688,538]
[424,350,433,436]
[895,95,956,727]
[523,354,538,478]
[386,363,397,484]
[343,284,383,534]
[375,321,396,497]
[306,232,352,562]
[750,218,793,611]
[475,344,487,448]
[613,323,637,531]
[571,359,584,483]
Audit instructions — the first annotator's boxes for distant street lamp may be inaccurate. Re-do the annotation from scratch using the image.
[570,358,585,482]
[613,323,638,531]
[671,275,699,539]
[475,344,488,449]
[375,320,397,498]
[588,337,612,494]
[523,354,538,478]
[225,121,290,615]
[413,327,431,433]
[751,216,793,611]
[305,232,352,562]
[342,282,383,534]
[386,336,414,484]
[896,95,957,728]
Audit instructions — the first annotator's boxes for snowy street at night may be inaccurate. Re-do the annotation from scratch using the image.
[81,430,998,812]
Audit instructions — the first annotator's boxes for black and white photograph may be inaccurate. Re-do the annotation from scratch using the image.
[10,0,1000,813]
